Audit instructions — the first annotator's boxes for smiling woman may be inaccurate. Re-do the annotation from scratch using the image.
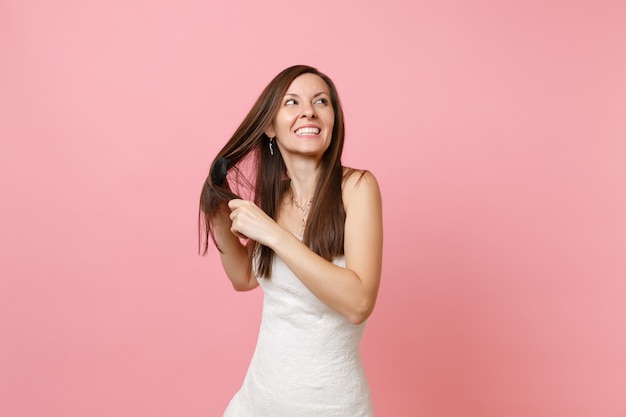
[265,73,335,159]
[199,65,383,416]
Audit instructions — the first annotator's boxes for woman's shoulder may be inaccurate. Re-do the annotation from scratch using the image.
[341,167,381,201]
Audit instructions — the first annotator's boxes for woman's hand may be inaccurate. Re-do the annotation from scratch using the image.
[228,199,280,246]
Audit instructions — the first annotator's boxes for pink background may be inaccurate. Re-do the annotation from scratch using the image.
[1,1,625,416]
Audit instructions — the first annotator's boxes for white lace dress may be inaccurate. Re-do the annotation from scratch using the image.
[223,255,374,417]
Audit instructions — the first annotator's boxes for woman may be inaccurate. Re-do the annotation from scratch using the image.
[199,65,383,416]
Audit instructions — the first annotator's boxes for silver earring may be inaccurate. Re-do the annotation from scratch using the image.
[269,138,274,156]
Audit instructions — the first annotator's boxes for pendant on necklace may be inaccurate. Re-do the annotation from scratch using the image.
[291,191,312,237]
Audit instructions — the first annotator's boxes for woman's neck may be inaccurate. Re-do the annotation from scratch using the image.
[283,156,320,204]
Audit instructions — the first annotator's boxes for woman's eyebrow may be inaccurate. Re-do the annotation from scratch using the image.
[284,92,329,98]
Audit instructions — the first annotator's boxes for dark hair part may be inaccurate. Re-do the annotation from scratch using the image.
[199,65,347,278]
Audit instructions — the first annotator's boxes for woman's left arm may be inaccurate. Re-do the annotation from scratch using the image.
[230,171,383,324]
[321,170,384,323]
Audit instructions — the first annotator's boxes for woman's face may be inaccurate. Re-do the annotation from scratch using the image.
[266,73,335,159]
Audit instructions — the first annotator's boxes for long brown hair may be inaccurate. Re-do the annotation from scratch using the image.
[199,65,347,278]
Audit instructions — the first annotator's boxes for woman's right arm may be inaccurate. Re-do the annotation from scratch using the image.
[213,203,259,291]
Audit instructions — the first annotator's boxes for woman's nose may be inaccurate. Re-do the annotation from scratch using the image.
[301,105,316,118]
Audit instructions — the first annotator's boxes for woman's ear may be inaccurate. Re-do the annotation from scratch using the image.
[264,125,275,139]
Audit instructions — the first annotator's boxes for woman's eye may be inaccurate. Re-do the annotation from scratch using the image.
[314,98,329,105]
[285,99,297,105]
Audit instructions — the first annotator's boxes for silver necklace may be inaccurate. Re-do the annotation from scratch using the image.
[290,190,312,237]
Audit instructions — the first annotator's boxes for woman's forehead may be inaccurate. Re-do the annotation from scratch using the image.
[285,73,330,95]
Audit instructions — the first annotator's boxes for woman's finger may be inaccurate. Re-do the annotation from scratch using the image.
[228,198,246,210]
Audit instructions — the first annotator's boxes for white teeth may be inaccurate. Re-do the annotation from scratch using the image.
[296,127,320,135]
